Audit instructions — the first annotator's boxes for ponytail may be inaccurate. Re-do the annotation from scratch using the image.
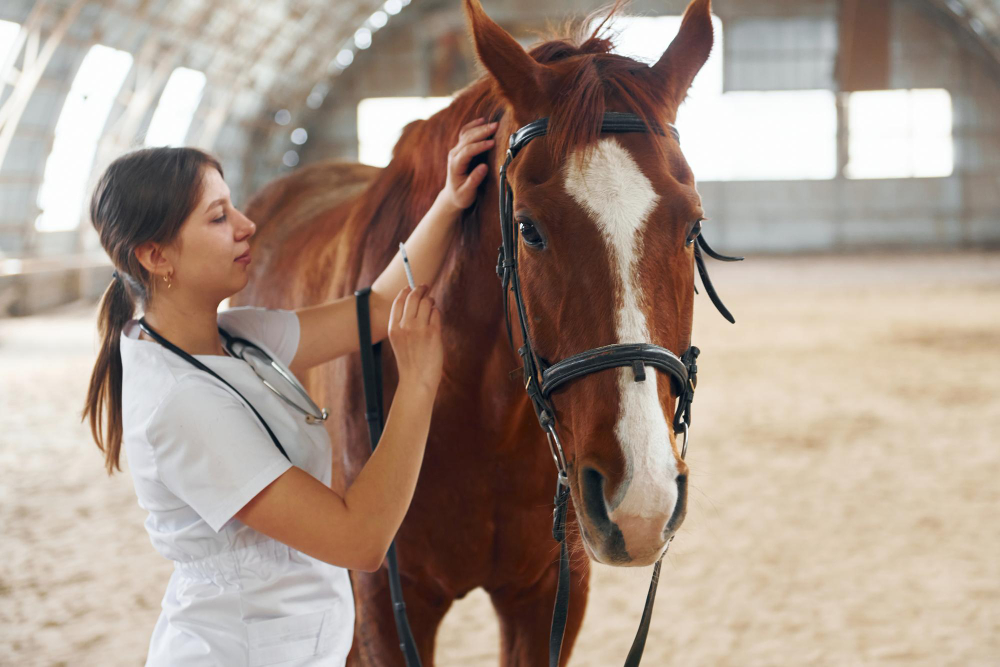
[80,146,223,474]
[82,273,135,474]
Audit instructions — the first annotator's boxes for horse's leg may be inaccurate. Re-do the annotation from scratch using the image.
[347,568,453,666]
[488,552,591,667]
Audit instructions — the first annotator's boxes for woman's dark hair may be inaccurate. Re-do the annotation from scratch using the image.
[81,146,223,475]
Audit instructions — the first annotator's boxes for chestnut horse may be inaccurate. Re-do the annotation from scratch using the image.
[231,0,715,663]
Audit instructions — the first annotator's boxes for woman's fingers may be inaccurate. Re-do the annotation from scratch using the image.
[401,284,426,322]
[448,137,494,198]
[390,285,410,327]
[456,164,489,198]
[459,120,498,145]
[452,139,495,173]
[453,121,497,161]
[441,117,498,211]
[456,124,498,155]
[415,289,432,324]
[457,117,489,138]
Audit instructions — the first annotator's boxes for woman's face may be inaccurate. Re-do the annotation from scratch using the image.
[166,166,256,304]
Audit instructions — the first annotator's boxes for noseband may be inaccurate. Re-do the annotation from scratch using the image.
[496,111,743,667]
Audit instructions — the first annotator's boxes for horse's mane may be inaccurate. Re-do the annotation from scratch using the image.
[346,3,672,281]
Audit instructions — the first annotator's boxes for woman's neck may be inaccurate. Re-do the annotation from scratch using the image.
[140,299,228,356]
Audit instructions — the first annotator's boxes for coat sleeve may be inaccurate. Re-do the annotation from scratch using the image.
[145,376,294,532]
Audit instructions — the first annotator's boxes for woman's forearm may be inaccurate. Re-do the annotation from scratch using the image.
[342,379,436,563]
[369,191,460,343]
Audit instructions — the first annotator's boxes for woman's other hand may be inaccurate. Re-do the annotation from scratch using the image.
[440,117,497,212]
[388,285,443,392]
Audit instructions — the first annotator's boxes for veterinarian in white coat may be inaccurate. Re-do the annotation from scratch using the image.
[81,118,498,665]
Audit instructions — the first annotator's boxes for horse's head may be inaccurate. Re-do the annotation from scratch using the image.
[466,0,714,566]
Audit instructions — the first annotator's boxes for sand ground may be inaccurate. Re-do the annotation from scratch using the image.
[1,252,997,666]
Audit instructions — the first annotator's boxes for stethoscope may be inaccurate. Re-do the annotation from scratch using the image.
[137,316,328,462]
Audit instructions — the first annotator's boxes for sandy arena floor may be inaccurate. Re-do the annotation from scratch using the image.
[1,252,997,666]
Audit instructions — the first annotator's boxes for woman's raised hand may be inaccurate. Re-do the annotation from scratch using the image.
[387,284,443,391]
[440,117,498,212]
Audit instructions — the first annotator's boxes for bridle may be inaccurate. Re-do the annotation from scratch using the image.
[496,110,743,667]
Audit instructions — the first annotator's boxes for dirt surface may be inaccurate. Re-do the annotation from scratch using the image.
[1,251,997,666]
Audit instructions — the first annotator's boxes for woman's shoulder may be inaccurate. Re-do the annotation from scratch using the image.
[150,373,241,418]
[218,305,301,367]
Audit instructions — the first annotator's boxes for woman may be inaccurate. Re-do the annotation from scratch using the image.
[81,117,498,665]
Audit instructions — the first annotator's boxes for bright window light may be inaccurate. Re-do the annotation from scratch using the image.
[145,67,206,147]
[357,97,453,167]
[0,20,21,66]
[35,44,133,232]
[680,90,837,181]
[846,89,953,179]
[586,15,837,181]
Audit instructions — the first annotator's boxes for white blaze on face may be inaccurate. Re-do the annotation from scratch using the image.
[563,138,679,540]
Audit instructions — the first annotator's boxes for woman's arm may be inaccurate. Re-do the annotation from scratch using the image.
[236,284,442,571]
[233,378,435,571]
[288,118,497,375]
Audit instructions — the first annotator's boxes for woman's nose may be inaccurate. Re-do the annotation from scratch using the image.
[238,213,255,237]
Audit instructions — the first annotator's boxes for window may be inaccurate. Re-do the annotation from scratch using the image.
[145,67,207,147]
[357,97,452,167]
[725,18,837,92]
[846,89,953,179]
[681,90,838,181]
[35,44,132,232]
[0,20,21,69]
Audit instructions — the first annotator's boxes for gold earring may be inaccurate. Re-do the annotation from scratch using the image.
[164,272,172,289]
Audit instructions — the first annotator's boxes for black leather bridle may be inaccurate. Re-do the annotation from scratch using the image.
[496,111,743,667]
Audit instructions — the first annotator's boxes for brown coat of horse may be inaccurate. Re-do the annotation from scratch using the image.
[231,0,715,663]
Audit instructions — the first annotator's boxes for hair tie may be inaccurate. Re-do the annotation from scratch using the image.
[111,270,120,282]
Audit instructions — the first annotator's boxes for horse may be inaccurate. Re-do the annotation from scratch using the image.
[230,0,717,663]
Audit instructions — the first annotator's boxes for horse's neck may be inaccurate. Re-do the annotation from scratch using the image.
[437,205,526,414]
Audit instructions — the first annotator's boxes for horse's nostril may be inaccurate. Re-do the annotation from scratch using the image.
[665,473,688,534]
[581,466,613,534]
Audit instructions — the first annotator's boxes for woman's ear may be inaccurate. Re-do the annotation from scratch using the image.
[134,241,172,279]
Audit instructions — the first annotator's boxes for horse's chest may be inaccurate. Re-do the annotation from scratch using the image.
[395,427,560,593]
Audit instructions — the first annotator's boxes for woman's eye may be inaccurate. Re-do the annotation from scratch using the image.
[519,220,544,247]
[213,214,227,223]
[686,219,703,246]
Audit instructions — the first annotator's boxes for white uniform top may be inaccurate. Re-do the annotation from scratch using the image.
[119,306,355,666]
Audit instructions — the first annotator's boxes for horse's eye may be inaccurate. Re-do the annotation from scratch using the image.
[519,219,545,248]
[686,219,703,247]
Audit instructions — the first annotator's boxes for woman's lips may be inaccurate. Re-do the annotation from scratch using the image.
[235,251,251,264]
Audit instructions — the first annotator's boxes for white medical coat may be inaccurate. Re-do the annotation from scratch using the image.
[119,306,355,666]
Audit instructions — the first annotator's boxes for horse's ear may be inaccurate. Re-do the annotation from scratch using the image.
[464,0,547,117]
[650,0,714,106]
